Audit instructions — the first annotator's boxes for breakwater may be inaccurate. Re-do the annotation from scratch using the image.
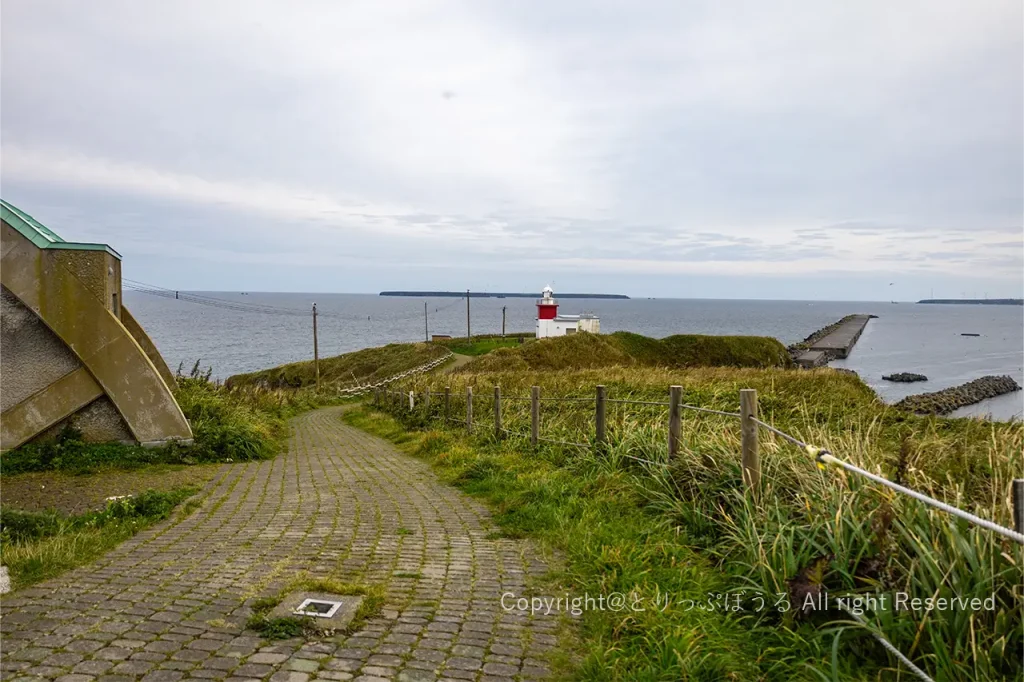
[380,291,630,299]
[883,372,927,383]
[789,314,876,368]
[918,299,1022,306]
[895,375,1022,415]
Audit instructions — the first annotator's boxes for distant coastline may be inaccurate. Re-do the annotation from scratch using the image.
[379,291,630,299]
[917,299,1022,306]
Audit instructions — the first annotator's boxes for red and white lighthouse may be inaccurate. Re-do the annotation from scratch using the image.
[535,285,600,338]
[537,285,558,321]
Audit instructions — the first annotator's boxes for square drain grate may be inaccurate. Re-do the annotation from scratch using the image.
[267,592,365,632]
[294,598,343,618]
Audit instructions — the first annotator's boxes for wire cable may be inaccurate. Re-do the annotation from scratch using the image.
[124,278,466,322]
[836,605,934,682]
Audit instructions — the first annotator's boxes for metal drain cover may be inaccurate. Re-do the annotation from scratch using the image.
[268,592,364,630]
[294,598,342,618]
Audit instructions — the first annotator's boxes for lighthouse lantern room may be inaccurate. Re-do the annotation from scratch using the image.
[535,286,600,339]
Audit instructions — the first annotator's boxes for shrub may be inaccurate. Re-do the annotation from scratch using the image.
[1,362,325,475]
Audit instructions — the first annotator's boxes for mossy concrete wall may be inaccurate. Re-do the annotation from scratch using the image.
[0,288,82,411]
[0,219,192,450]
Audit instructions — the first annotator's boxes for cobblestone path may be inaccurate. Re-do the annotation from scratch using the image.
[1,408,561,682]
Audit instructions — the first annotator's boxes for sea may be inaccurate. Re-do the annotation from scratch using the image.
[124,292,1024,421]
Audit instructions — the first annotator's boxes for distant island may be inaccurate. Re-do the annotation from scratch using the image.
[380,291,630,299]
[917,299,1022,306]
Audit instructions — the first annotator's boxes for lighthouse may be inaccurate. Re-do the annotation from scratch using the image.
[535,285,600,338]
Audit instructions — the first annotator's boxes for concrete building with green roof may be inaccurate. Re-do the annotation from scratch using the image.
[1,199,192,450]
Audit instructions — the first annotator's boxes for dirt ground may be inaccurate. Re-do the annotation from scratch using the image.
[0,464,221,515]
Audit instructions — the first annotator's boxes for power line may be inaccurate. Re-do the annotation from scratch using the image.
[122,278,468,322]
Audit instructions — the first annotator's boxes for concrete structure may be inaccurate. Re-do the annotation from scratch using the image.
[1,200,192,451]
[535,285,600,339]
[794,314,874,368]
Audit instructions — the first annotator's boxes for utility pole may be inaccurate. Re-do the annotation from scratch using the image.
[502,306,506,337]
[312,302,320,391]
[466,289,471,339]
[424,301,429,342]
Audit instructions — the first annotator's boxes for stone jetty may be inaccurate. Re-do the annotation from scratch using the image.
[895,375,1022,415]
[790,314,876,368]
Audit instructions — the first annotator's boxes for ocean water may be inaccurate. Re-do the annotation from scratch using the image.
[124,292,1024,420]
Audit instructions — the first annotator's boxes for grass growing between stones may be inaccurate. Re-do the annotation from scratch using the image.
[350,363,1023,681]
[245,575,385,640]
[344,406,772,680]
[0,487,197,589]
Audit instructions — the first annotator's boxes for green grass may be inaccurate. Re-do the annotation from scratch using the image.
[0,488,197,589]
[460,331,792,374]
[346,406,776,679]
[361,363,1023,681]
[442,336,528,356]
[226,341,449,390]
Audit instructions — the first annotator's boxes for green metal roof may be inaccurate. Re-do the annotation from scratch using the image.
[1,199,121,259]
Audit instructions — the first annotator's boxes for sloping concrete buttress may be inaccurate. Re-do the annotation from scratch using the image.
[0,212,192,451]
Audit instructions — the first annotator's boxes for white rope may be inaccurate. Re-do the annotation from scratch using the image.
[752,415,1023,543]
[339,352,453,396]
[819,452,1024,545]
[837,604,934,682]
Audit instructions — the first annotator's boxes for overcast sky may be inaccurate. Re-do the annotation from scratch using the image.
[2,1,1022,300]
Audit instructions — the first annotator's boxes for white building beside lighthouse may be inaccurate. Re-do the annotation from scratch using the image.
[535,285,600,339]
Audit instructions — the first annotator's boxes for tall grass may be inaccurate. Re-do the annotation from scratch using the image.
[375,365,1022,680]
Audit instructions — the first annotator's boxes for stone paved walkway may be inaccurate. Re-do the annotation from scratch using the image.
[1,408,560,682]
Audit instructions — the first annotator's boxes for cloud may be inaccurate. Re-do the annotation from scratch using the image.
[0,0,1021,296]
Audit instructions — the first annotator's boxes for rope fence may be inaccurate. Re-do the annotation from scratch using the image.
[337,352,454,396]
[369,378,1024,680]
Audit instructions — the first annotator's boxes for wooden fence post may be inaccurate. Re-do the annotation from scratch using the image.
[444,387,450,423]
[494,385,502,439]
[596,385,606,448]
[1013,479,1024,535]
[424,387,431,414]
[668,385,682,456]
[408,390,415,411]
[740,389,760,500]
[531,386,540,447]
[466,386,473,432]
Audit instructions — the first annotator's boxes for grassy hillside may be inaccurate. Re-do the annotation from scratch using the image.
[438,335,529,356]
[365,363,1022,680]
[460,330,792,373]
[226,342,449,389]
